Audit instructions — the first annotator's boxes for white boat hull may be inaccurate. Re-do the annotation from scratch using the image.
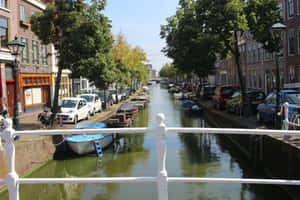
[67,134,114,155]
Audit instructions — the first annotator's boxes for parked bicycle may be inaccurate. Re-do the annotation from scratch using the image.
[38,108,56,128]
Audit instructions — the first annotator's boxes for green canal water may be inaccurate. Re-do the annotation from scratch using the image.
[1,84,292,200]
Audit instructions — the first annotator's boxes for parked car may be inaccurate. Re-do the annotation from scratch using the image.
[225,90,265,115]
[96,90,114,108]
[257,90,300,125]
[57,97,90,124]
[200,85,216,99]
[109,89,123,104]
[79,94,102,115]
[212,85,239,109]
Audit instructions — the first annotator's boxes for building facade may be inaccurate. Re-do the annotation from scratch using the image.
[0,0,53,117]
[17,0,52,114]
[215,0,300,95]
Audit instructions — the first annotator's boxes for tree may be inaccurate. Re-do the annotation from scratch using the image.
[160,0,217,83]
[245,0,282,52]
[245,0,282,127]
[194,0,248,108]
[31,0,112,121]
[111,32,149,94]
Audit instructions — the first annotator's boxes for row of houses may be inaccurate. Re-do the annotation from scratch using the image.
[215,0,300,95]
[0,0,93,117]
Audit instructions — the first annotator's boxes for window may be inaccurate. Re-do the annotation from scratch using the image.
[288,30,295,55]
[288,0,294,18]
[258,75,262,88]
[21,37,29,64]
[298,0,300,14]
[20,5,26,22]
[31,9,35,16]
[32,40,39,65]
[41,45,48,66]
[253,71,257,88]
[0,17,8,48]
[279,2,283,17]
[0,0,7,8]
[289,66,296,82]
[252,45,256,63]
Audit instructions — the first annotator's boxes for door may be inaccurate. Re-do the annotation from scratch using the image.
[42,87,49,105]
[6,82,14,117]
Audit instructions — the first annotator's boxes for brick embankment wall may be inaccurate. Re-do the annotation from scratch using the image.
[198,99,300,200]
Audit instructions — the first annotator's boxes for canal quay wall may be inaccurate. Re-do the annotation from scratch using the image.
[197,99,300,200]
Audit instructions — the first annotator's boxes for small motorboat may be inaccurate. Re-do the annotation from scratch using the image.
[118,103,139,119]
[118,103,138,113]
[106,113,132,128]
[182,100,202,113]
[65,122,113,155]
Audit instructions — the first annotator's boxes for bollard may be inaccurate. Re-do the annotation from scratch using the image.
[2,118,19,200]
[156,113,168,200]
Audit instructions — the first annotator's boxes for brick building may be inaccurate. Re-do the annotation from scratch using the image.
[216,0,300,95]
[0,0,53,117]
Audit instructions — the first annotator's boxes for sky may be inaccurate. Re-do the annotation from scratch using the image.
[104,0,178,72]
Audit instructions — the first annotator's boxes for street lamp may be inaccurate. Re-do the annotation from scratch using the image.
[7,36,25,130]
[270,22,286,129]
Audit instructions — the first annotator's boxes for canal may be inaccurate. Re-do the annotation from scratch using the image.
[1,84,292,200]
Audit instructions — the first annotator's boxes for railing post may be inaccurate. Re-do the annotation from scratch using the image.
[156,113,168,200]
[283,103,290,140]
[2,118,19,200]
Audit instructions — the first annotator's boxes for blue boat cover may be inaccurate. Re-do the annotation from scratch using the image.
[75,122,107,129]
[65,122,110,143]
[65,134,111,142]
[182,100,196,108]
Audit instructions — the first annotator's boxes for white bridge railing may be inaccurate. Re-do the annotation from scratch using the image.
[282,102,300,133]
[1,113,300,200]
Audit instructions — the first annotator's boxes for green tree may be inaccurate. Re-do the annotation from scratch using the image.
[31,0,112,120]
[245,0,282,53]
[160,0,217,83]
[195,0,280,109]
[159,63,178,79]
[111,32,148,94]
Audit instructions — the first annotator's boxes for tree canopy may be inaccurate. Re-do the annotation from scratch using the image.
[31,0,114,116]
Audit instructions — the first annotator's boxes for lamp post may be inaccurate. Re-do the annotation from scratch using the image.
[7,36,25,130]
[271,23,286,129]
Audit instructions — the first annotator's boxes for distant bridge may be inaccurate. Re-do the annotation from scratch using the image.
[150,77,162,82]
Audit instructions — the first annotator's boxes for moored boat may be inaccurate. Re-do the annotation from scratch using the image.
[65,122,113,155]
[182,100,202,113]
[118,103,139,120]
[106,113,132,128]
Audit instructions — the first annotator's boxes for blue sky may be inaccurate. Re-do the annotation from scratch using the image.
[104,0,178,71]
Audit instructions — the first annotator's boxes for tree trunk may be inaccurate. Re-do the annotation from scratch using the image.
[116,84,119,104]
[233,31,246,115]
[103,88,107,110]
[51,64,63,126]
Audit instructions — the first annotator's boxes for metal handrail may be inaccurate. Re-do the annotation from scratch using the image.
[283,102,300,133]
[1,113,300,200]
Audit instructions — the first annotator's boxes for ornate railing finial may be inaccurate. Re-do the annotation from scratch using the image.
[156,113,165,127]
